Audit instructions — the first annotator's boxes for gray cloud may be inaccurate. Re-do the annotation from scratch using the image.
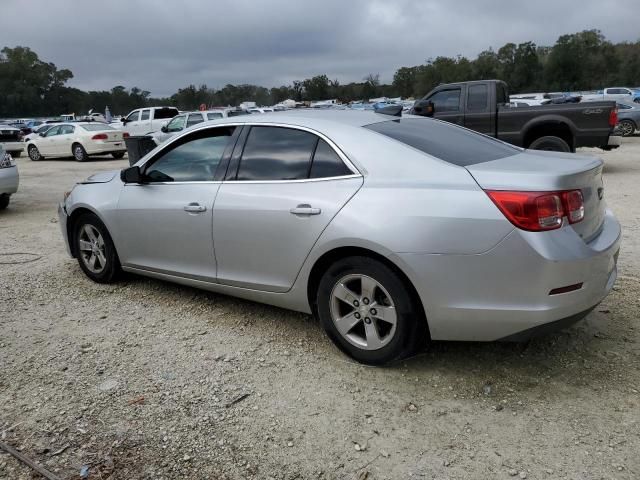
[1,0,637,96]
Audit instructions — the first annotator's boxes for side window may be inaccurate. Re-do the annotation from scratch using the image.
[154,108,179,120]
[140,109,150,121]
[207,112,223,120]
[45,126,61,137]
[236,126,317,181]
[430,89,461,112]
[467,84,488,111]
[126,111,140,122]
[496,84,508,105]
[145,127,234,182]
[187,113,204,127]
[60,125,75,135]
[166,115,186,132]
[310,139,352,178]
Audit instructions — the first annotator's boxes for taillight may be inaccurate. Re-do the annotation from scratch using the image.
[123,132,130,138]
[609,108,618,128]
[92,133,108,140]
[486,189,584,232]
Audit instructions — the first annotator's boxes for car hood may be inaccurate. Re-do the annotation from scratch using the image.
[80,170,119,184]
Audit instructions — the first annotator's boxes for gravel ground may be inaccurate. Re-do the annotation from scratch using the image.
[1,140,639,480]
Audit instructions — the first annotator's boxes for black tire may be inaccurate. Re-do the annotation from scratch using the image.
[316,256,425,365]
[0,194,9,210]
[72,143,88,162]
[112,152,126,159]
[619,119,636,137]
[73,213,121,283]
[8,151,21,158]
[28,145,42,161]
[528,135,571,152]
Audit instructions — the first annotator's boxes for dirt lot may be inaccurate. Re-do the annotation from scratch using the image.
[1,139,639,480]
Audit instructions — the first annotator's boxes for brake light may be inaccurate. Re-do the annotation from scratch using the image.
[486,189,584,231]
[609,108,618,128]
[92,133,108,140]
[123,132,130,138]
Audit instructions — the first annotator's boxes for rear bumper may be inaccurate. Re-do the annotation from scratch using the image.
[0,141,24,153]
[0,166,19,195]
[396,209,621,341]
[85,142,127,155]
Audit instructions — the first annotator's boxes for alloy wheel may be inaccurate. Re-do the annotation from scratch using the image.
[620,121,635,137]
[78,224,107,274]
[330,274,397,350]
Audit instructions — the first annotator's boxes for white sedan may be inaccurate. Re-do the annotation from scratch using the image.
[26,123,127,162]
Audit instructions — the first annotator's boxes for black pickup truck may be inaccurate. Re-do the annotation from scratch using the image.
[412,80,620,152]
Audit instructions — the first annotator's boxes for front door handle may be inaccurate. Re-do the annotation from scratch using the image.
[184,203,206,213]
[290,204,321,215]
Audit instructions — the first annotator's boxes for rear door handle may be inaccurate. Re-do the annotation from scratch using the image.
[184,203,206,213]
[290,204,321,215]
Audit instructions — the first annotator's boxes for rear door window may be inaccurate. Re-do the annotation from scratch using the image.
[236,126,317,180]
[365,118,518,166]
[187,113,205,127]
[140,109,150,121]
[467,84,488,111]
[207,112,224,120]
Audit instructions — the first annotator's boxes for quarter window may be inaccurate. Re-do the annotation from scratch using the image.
[145,127,234,182]
[236,126,317,180]
[310,139,352,178]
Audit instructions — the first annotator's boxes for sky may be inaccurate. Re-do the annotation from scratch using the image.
[1,0,638,97]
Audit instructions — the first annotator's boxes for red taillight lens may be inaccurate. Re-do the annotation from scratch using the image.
[486,189,584,232]
[609,108,618,128]
[122,132,130,138]
[92,133,108,140]
[562,189,584,224]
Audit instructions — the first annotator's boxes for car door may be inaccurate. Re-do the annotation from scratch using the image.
[212,125,363,293]
[429,87,464,125]
[139,109,152,134]
[123,110,141,135]
[39,125,62,155]
[463,83,493,136]
[115,126,238,280]
[55,124,76,156]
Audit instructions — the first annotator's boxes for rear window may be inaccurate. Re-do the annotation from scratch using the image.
[81,124,115,131]
[365,118,519,166]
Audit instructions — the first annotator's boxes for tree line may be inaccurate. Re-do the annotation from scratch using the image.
[1,29,638,117]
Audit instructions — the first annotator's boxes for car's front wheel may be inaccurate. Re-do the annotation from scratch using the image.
[73,143,88,162]
[73,213,121,283]
[317,256,424,365]
[28,145,42,161]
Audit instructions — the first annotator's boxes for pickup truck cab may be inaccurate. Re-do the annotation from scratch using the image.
[119,106,179,136]
[413,80,620,152]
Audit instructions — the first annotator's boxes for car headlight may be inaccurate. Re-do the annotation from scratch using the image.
[0,152,15,168]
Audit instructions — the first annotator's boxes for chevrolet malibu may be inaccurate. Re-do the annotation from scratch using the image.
[58,111,621,365]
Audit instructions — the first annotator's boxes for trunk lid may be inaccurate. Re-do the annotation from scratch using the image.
[466,150,606,242]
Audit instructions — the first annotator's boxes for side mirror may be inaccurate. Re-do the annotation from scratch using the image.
[39,132,46,137]
[412,100,435,117]
[120,166,143,184]
[161,125,168,133]
[121,118,128,125]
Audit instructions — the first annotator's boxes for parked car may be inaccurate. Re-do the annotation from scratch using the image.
[616,102,640,136]
[116,106,180,136]
[0,124,25,157]
[0,145,19,210]
[58,110,620,365]
[582,87,640,103]
[152,109,250,145]
[413,80,620,152]
[26,123,127,162]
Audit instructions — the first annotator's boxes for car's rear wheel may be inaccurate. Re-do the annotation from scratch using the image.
[0,194,10,210]
[317,256,424,365]
[73,213,121,283]
[112,152,126,159]
[619,119,636,137]
[528,135,571,152]
[73,143,88,162]
[28,145,42,161]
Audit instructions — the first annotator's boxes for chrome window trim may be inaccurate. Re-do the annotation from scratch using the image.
[143,121,362,177]
[223,174,362,185]
[123,181,223,186]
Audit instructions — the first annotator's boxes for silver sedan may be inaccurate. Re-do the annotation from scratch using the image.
[58,111,621,365]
